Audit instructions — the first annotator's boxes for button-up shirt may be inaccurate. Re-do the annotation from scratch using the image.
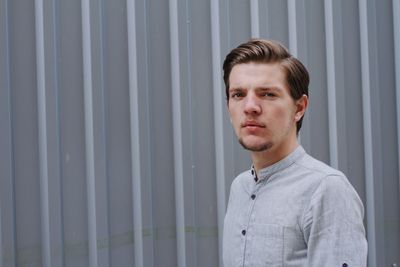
[223,146,367,267]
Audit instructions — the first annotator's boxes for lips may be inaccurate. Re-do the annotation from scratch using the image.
[241,121,265,128]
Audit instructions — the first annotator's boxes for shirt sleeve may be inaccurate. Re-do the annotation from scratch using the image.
[302,174,368,267]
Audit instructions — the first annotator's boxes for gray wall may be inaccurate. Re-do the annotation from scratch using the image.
[0,0,399,266]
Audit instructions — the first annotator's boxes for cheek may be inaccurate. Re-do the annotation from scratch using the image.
[228,106,240,123]
[269,106,289,120]
[231,115,241,130]
[267,106,296,127]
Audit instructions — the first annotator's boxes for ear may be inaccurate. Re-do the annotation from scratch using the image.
[294,94,308,122]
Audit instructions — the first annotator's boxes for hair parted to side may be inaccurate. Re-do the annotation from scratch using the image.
[222,38,309,134]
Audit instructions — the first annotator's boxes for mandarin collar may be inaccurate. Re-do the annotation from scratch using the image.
[251,146,306,183]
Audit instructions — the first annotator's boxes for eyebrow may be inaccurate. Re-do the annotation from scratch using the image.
[228,86,283,93]
[257,86,281,91]
[228,87,246,92]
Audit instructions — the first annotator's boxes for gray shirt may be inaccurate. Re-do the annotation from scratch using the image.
[223,146,367,267]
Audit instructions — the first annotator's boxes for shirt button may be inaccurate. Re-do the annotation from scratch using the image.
[251,194,256,200]
[342,264,348,267]
[241,230,246,236]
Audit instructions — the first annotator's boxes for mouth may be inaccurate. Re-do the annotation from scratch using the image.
[241,121,265,128]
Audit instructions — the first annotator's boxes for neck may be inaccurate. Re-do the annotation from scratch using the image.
[251,140,299,173]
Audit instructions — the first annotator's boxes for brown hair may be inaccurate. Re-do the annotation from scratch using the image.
[222,39,309,133]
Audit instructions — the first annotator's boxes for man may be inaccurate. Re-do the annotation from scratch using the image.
[222,39,367,267]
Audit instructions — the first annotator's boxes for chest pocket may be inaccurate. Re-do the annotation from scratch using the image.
[247,224,284,267]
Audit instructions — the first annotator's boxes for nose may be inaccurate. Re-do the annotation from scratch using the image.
[243,93,261,115]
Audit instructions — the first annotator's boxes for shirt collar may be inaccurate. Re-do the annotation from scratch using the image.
[251,145,306,183]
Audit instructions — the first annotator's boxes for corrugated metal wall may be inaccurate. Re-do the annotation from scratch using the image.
[0,0,399,266]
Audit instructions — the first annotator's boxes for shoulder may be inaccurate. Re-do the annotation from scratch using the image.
[295,152,365,222]
[295,153,344,178]
[295,153,362,207]
[296,153,360,199]
[284,152,351,199]
[301,170,364,229]
[299,156,367,263]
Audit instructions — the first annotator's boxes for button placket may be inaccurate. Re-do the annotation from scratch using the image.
[242,182,259,265]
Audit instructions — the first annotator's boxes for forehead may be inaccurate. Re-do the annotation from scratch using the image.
[229,62,286,88]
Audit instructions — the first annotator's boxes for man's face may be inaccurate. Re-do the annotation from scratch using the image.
[227,62,305,154]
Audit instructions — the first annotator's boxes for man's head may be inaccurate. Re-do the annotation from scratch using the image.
[223,39,309,134]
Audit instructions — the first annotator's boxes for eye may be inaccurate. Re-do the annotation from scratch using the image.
[262,92,276,97]
[267,92,276,97]
[230,91,245,99]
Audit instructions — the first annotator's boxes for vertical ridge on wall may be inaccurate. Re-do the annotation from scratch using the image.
[132,0,156,265]
[0,0,16,265]
[169,0,186,266]
[287,0,298,57]
[0,207,2,267]
[93,0,111,264]
[358,0,377,265]
[34,0,51,266]
[81,0,98,266]
[250,0,259,38]
[324,0,339,169]
[393,0,400,198]
[49,0,65,265]
[183,0,197,264]
[210,1,226,266]
[126,0,144,266]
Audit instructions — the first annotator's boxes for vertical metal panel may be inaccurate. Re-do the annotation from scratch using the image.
[168,0,186,266]
[58,0,88,266]
[132,0,155,265]
[303,0,330,163]
[43,0,65,265]
[375,0,400,264]
[11,1,42,265]
[126,0,143,266]
[0,0,16,265]
[0,207,2,267]
[250,0,259,38]
[228,0,251,46]
[331,1,349,172]
[324,0,339,168]
[210,1,226,266]
[101,0,136,266]
[81,0,98,266]
[179,0,197,264]
[34,0,51,266]
[210,0,231,266]
[393,0,400,210]
[287,0,298,57]
[359,0,377,265]
[190,0,219,265]
[324,0,348,171]
[340,0,365,201]
[258,1,288,44]
[89,0,111,265]
[147,0,177,265]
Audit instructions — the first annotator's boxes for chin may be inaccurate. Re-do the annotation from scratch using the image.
[238,138,272,152]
